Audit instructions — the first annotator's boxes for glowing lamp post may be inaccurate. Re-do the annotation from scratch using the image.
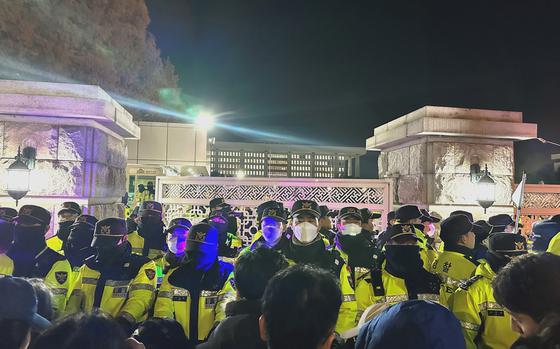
[476,165,496,213]
[6,147,31,206]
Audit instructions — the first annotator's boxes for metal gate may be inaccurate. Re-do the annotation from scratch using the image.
[156,176,393,246]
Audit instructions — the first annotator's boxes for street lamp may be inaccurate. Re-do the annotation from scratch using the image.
[475,165,496,213]
[195,110,215,130]
[6,147,31,206]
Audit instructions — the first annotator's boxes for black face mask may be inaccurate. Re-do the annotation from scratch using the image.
[96,242,130,266]
[57,221,74,242]
[14,225,46,253]
[64,226,95,267]
[385,245,423,277]
[138,217,164,234]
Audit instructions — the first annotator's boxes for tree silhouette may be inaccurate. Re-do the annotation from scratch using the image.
[0,0,179,105]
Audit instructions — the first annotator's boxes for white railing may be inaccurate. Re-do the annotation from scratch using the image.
[156,176,393,245]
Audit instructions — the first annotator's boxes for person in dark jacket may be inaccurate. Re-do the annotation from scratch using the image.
[355,300,465,349]
[197,247,289,349]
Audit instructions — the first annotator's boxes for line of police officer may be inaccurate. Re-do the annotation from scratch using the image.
[1,199,558,349]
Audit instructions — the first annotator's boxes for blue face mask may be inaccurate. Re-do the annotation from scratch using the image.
[186,246,217,270]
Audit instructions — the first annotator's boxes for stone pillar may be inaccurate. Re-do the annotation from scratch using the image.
[366,106,537,219]
[0,80,139,231]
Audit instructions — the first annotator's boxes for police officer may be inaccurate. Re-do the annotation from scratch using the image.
[0,207,16,253]
[488,214,517,233]
[450,210,492,260]
[207,207,242,258]
[449,232,527,349]
[133,183,149,207]
[154,223,234,347]
[334,207,380,289]
[247,200,285,245]
[360,208,382,235]
[432,214,480,306]
[46,201,82,253]
[0,218,14,275]
[242,205,290,254]
[6,205,72,316]
[126,206,140,234]
[531,219,560,252]
[395,205,437,269]
[0,207,17,222]
[284,200,357,334]
[472,219,493,260]
[146,181,156,200]
[63,214,98,285]
[356,223,441,315]
[66,218,157,334]
[163,217,192,273]
[318,205,336,245]
[128,201,166,261]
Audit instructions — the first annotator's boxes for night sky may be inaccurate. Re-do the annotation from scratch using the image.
[145,1,560,182]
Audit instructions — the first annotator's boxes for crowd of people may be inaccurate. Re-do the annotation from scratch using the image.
[0,197,559,349]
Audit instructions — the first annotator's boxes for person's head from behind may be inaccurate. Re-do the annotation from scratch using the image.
[0,218,15,253]
[395,205,423,225]
[493,253,560,338]
[0,277,51,349]
[259,264,342,349]
[26,279,54,322]
[439,214,477,250]
[133,318,186,349]
[355,300,465,349]
[235,247,288,300]
[32,312,127,349]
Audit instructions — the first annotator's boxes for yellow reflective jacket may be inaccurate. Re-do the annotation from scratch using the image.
[66,253,157,324]
[128,231,166,282]
[46,235,64,255]
[448,261,519,349]
[0,253,13,276]
[547,232,560,255]
[153,260,234,344]
[355,267,441,316]
[7,246,72,317]
[415,227,438,270]
[285,243,358,334]
[431,248,479,306]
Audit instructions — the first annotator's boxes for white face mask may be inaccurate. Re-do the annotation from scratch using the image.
[262,224,282,244]
[425,223,436,238]
[292,222,319,243]
[167,232,187,255]
[340,223,362,236]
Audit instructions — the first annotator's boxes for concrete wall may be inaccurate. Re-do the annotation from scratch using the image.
[126,121,208,168]
[0,79,138,234]
[368,106,537,219]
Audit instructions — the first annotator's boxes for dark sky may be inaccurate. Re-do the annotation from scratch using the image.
[145,0,560,182]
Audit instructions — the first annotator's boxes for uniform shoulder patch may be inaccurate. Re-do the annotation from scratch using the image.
[459,275,483,290]
[55,271,68,285]
[145,269,156,280]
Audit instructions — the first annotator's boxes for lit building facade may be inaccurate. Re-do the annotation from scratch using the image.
[208,141,366,178]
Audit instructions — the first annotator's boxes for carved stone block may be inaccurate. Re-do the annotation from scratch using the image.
[397,175,426,204]
[387,147,410,176]
[4,122,58,160]
[58,126,88,161]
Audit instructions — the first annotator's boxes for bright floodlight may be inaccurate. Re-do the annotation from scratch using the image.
[195,110,215,129]
[236,170,246,179]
